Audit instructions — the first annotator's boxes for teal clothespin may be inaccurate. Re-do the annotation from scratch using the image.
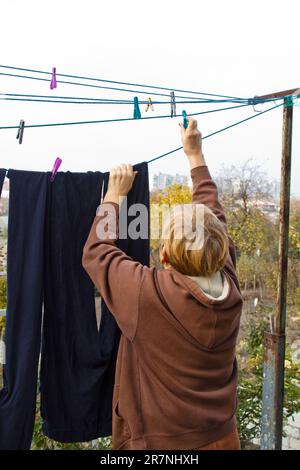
[133,97,142,119]
[284,96,294,108]
[182,110,188,129]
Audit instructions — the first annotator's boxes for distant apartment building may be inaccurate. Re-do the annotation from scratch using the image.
[153,172,188,191]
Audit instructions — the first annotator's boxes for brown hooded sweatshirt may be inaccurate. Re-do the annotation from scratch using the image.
[82,165,243,450]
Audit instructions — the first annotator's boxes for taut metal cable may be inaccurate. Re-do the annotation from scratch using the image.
[0,102,252,130]
[147,102,283,164]
[0,64,248,101]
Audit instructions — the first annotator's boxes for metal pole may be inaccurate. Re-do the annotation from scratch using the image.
[261,98,293,449]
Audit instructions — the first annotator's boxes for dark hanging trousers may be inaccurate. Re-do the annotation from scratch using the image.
[0,162,149,449]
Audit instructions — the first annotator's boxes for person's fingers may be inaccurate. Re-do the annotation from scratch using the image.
[115,165,122,175]
[110,166,117,177]
[187,117,198,129]
[179,122,186,139]
[125,163,133,175]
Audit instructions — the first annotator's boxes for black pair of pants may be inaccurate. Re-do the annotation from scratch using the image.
[0,162,149,449]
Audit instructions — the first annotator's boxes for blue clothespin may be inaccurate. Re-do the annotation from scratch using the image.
[133,97,141,119]
[50,157,62,182]
[182,110,188,129]
[16,119,25,144]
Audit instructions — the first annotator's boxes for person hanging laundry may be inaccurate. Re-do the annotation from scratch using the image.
[82,117,243,450]
[0,164,150,449]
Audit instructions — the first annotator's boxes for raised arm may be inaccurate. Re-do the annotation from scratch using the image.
[179,117,237,272]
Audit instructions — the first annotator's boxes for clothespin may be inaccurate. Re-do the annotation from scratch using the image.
[286,88,300,106]
[16,119,25,144]
[145,97,154,112]
[50,157,62,182]
[50,67,57,90]
[170,91,176,117]
[182,110,188,129]
[284,96,294,108]
[248,96,261,112]
[133,97,141,119]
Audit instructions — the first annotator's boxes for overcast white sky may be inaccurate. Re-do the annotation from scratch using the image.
[0,0,299,195]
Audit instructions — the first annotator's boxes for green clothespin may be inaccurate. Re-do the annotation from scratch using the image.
[284,96,293,108]
[133,97,142,119]
[182,110,188,129]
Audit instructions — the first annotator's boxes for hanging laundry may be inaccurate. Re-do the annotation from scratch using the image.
[0,170,48,450]
[0,163,149,449]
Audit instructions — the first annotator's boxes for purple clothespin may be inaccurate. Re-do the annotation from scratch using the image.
[16,119,25,144]
[50,67,57,90]
[50,157,62,182]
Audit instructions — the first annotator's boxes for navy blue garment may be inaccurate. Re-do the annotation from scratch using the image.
[0,162,149,449]
[41,161,149,442]
[0,169,6,196]
[0,170,48,450]
[40,170,108,442]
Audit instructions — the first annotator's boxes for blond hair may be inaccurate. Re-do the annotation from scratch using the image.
[161,204,229,276]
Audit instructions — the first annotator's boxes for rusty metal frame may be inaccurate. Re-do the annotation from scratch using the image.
[258,92,295,449]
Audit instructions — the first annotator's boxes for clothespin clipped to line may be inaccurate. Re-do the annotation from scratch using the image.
[145,97,154,112]
[182,110,188,129]
[247,96,262,113]
[50,67,57,90]
[133,97,141,119]
[50,157,62,182]
[170,91,176,117]
[284,89,300,108]
[16,119,25,144]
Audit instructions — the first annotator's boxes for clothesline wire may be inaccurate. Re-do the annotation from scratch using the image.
[0,66,286,169]
[0,71,253,103]
[0,102,258,130]
[0,64,248,101]
[0,92,283,106]
[147,102,283,163]
[0,102,283,167]
[0,92,258,106]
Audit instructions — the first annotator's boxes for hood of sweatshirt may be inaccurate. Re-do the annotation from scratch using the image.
[156,266,243,349]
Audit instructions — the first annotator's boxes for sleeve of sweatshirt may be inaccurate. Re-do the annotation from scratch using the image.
[190,165,238,275]
[82,201,147,342]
